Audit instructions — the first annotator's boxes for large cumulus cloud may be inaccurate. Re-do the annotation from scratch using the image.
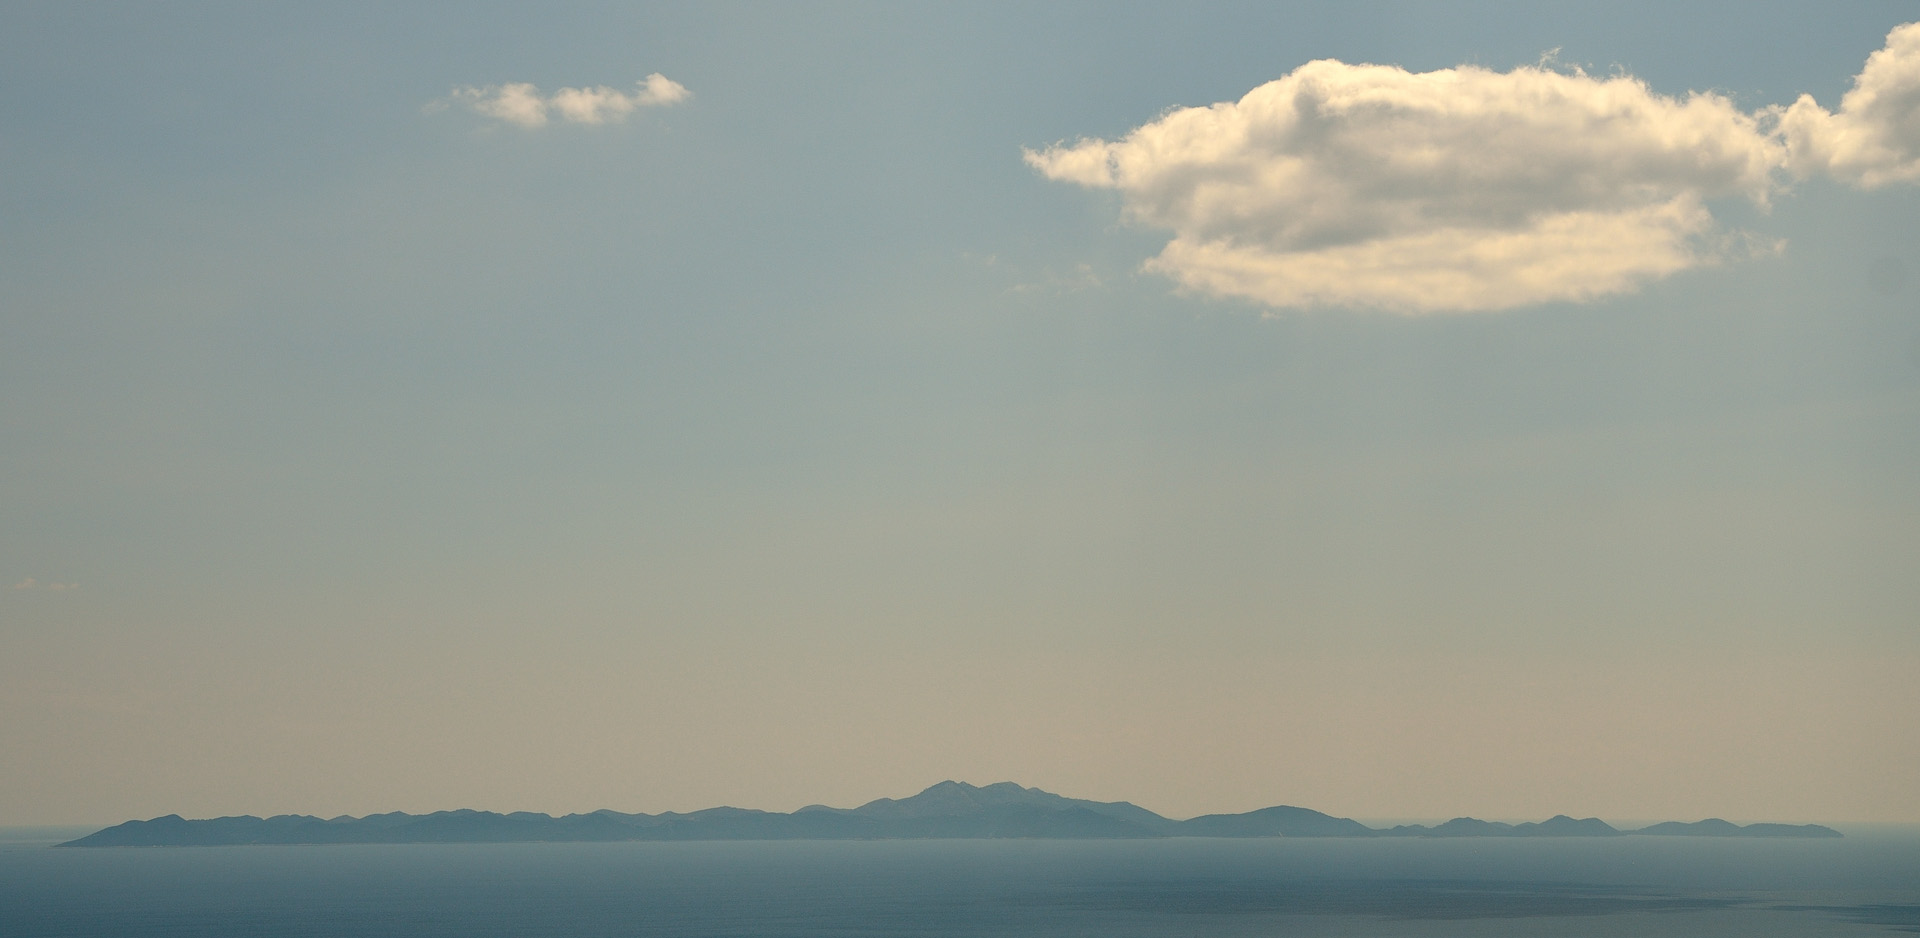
[1028,22,1920,314]
[1780,22,1920,187]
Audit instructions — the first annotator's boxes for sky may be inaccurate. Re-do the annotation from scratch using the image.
[2,1,1917,827]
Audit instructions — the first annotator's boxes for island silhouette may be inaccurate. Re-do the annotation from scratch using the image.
[62,781,1842,846]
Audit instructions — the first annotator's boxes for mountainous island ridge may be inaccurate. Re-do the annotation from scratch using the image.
[62,781,1843,846]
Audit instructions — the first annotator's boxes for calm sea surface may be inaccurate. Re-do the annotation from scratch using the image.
[3,828,1917,937]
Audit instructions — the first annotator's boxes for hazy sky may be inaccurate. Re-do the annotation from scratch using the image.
[4,2,1918,827]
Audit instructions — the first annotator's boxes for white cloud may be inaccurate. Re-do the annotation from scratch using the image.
[1147,196,1751,312]
[1028,22,1920,314]
[635,72,694,107]
[445,73,690,128]
[1780,22,1920,187]
[11,577,77,591]
[465,82,555,128]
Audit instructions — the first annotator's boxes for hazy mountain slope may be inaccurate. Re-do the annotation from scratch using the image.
[59,782,1843,845]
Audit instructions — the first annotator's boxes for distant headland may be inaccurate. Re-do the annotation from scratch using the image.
[61,781,1842,846]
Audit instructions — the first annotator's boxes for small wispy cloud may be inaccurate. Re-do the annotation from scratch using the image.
[12,577,78,591]
[437,73,691,128]
[1011,263,1104,295]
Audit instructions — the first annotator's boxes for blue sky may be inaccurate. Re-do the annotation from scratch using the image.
[3,2,1917,825]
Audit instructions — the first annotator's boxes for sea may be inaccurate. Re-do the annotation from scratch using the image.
[3,826,1917,937]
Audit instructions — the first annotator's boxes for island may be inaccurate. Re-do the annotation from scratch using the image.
[61,781,1842,846]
